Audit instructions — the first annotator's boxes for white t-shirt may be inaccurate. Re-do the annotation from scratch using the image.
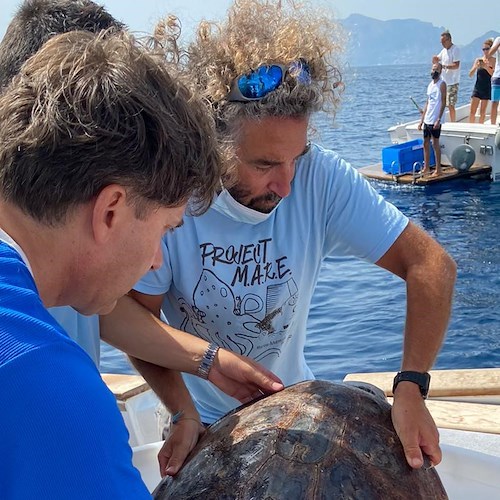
[424,77,446,125]
[134,144,409,423]
[438,44,461,85]
[492,37,500,79]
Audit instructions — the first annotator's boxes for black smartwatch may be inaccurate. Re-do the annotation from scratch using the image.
[392,371,431,399]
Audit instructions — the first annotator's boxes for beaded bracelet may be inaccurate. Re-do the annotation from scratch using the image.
[197,342,220,379]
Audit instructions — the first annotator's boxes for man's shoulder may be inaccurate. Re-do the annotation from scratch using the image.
[451,44,461,57]
[297,143,343,173]
[0,310,74,369]
[0,271,72,369]
[0,240,24,264]
[295,144,376,204]
[294,144,357,193]
[0,241,34,287]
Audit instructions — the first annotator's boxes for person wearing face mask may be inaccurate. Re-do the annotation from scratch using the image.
[418,63,447,176]
[119,0,456,476]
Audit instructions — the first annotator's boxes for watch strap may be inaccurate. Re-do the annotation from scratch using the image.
[392,371,431,399]
[197,343,220,380]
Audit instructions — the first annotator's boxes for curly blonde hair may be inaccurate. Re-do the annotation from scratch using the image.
[154,0,345,132]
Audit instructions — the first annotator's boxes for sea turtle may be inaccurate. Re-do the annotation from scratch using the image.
[153,380,448,499]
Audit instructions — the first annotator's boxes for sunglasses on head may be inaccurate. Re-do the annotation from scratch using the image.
[227,60,311,102]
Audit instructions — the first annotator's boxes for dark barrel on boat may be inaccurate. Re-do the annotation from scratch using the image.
[153,380,448,499]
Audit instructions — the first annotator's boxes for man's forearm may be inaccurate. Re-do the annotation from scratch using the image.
[100,295,207,374]
[376,223,457,373]
[401,249,456,371]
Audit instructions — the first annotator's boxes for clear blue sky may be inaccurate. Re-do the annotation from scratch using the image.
[1,0,499,45]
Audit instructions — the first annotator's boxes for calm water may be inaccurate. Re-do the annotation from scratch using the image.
[101,63,500,381]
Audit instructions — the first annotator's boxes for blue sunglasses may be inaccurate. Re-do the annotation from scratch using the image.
[227,60,311,102]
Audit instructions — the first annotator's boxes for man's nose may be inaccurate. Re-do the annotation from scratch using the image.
[268,162,295,198]
[151,244,163,271]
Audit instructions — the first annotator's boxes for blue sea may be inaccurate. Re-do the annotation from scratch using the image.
[101,63,500,381]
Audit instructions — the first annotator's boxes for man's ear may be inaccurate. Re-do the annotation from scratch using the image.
[91,184,129,244]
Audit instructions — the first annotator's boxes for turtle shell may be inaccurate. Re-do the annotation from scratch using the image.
[153,380,448,499]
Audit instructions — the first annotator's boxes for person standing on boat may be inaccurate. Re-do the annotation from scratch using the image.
[0,28,285,497]
[418,63,446,176]
[126,0,457,475]
[433,31,460,122]
[487,36,500,125]
[468,39,496,123]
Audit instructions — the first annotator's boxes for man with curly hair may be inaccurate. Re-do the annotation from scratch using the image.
[128,0,456,474]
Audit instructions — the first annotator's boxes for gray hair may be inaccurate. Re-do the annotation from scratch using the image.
[153,0,345,141]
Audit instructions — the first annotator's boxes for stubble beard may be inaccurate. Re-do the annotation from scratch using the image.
[229,186,282,213]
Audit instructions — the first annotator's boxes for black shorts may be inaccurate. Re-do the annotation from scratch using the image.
[423,123,441,139]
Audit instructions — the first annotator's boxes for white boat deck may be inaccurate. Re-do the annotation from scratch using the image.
[440,428,500,458]
[359,163,491,185]
[370,103,500,183]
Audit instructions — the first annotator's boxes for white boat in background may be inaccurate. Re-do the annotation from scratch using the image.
[360,104,500,185]
[102,368,500,498]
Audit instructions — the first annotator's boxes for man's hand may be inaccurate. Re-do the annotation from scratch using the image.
[391,382,441,469]
[158,418,205,477]
[156,349,283,477]
[208,348,284,403]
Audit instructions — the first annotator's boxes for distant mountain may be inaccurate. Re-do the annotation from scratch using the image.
[341,14,500,67]
[460,31,500,64]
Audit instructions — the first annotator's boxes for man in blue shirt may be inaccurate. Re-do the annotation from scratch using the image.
[0,17,280,497]
[0,4,285,489]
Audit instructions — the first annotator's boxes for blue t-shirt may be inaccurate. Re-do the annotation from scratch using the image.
[0,242,150,499]
[134,145,409,423]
